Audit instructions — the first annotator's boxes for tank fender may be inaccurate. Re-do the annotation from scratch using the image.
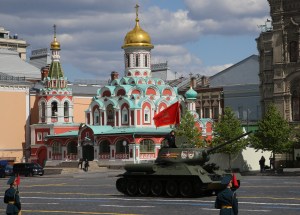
[185,166,212,183]
[124,163,157,172]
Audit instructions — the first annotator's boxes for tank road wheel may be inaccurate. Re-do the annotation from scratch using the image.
[126,180,138,196]
[151,180,163,196]
[139,180,151,196]
[116,178,127,194]
[179,180,193,197]
[166,180,178,197]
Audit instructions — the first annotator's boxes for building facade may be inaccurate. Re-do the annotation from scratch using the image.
[257,0,300,162]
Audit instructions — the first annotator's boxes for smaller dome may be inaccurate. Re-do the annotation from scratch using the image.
[51,37,60,50]
[185,87,197,99]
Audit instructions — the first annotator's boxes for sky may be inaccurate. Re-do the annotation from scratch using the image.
[0,0,270,82]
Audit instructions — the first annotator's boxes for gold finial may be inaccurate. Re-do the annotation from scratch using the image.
[51,24,60,50]
[135,4,139,22]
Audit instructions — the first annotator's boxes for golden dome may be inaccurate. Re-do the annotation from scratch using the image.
[51,37,61,50]
[122,4,153,49]
[51,24,61,50]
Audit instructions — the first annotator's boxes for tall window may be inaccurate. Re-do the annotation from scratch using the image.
[203,107,210,118]
[212,106,219,119]
[145,54,148,67]
[52,141,62,154]
[140,139,154,152]
[106,104,114,124]
[51,101,58,117]
[126,54,130,67]
[122,108,128,124]
[292,90,300,121]
[41,102,46,121]
[144,107,150,123]
[94,109,100,125]
[64,102,69,118]
[289,41,298,62]
[136,54,139,67]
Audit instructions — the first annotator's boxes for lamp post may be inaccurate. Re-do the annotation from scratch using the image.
[123,140,127,159]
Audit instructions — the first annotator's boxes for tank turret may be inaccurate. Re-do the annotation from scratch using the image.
[116,131,252,197]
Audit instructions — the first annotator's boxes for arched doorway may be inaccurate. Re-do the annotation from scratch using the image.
[83,145,94,161]
[37,146,47,167]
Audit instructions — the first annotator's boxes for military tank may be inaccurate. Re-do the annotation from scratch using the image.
[116,131,251,197]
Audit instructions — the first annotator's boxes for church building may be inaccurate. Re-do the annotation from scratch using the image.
[30,5,213,166]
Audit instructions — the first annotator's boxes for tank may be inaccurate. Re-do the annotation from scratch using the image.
[116,131,252,197]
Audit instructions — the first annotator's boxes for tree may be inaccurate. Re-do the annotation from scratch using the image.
[212,107,247,169]
[251,104,293,169]
[175,110,204,148]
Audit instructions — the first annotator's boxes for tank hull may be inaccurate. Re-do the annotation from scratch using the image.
[116,162,241,197]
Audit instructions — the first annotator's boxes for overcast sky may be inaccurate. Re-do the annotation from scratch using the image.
[0,0,270,81]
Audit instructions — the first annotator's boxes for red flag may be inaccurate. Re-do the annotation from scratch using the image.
[15,174,20,186]
[232,173,239,188]
[153,102,180,127]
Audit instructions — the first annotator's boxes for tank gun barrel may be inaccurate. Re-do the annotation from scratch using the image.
[206,131,252,155]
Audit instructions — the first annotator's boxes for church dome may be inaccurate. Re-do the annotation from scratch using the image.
[185,87,197,100]
[50,24,61,50]
[122,5,153,49]
[51,37,61,50]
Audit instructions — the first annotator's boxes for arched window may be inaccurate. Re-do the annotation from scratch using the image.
[99,140,110,153]
[144,107,150,123]
[122,107,128,124]
[52,142,61,154]
[41,102,46,122]
[140,139,155,152]
[51,101,58,117]
[116,140,128,153]
[64,101,69,118]
[94,109,100,125]
[106,104,114,125]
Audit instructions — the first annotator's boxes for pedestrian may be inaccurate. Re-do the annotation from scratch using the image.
[4,175,21,215]
[259,156,266,173]
[84,159,89,172]
[269,156,275,170]
[165,130,177,148]
[215,175,238,215]
[78,158,83,169]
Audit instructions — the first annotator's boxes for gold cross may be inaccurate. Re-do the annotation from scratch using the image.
[135,4,139,20]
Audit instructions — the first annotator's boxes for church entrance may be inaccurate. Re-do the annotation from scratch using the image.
[82,145,94,161]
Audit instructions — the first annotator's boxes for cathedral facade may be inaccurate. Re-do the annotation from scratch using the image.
[257,0,300,122]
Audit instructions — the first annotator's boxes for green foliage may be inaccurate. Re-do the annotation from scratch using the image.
[212,107,247,155]
[175,110,204,148]
[251,104,293,154]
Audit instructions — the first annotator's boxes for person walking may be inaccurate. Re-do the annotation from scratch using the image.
[259,156,266,173]
[84,159,89,172]
[78,158,83,169]
[165,130,177,148]
[215,175,238,215]
[4,175,21,215]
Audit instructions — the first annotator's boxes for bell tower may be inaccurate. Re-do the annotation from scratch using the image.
[122,4,154,78]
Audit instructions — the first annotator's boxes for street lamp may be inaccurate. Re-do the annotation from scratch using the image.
[123,140,127,159]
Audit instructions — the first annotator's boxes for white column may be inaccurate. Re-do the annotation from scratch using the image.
[62,146,67,160]
[110,145,116,160]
